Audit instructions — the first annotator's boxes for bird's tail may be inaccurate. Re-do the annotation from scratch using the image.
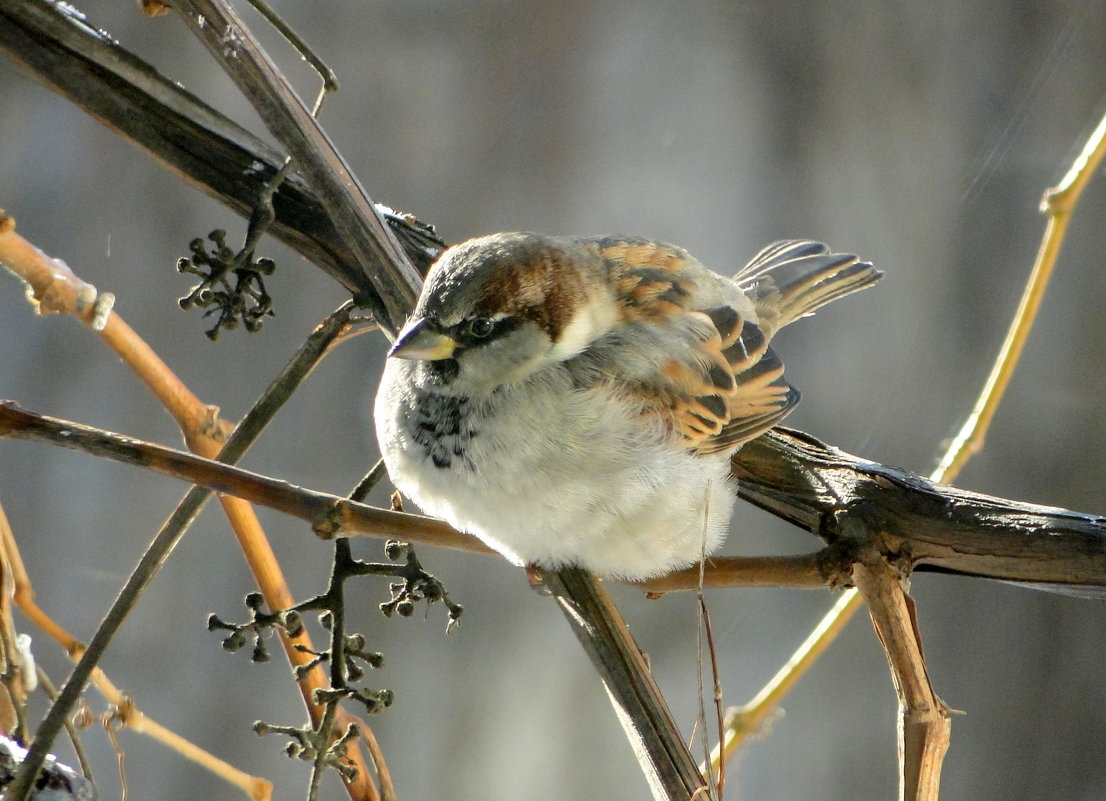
[734,240,883,339]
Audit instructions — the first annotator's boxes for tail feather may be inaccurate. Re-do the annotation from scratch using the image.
[735,240,883,339]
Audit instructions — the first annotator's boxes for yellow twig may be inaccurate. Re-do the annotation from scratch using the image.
[711,106,1106,777]
[935,109,1106,480]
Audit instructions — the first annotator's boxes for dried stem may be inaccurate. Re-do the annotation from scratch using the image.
[850,554,951,801]
[0,503,27,741]
[545,568,712,801]
[360,726,398,801]
[34,669,93,781]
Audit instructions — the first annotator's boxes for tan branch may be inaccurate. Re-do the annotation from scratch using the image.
[936,108,1106,479]
[4,403,1106,595]
[0,213,379,800]
[851,545,951,801]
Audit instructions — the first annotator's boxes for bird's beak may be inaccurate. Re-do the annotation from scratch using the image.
[388,317,457,361]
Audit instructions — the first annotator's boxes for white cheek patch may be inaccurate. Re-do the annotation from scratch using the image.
[549,291,618,361]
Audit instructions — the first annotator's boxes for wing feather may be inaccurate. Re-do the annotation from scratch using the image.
[579,236,812,454]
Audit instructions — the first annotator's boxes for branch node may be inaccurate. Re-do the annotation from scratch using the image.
[89,291,115,331]
[311,500,344,540]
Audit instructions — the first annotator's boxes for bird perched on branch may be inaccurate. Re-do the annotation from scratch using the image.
[374,233,881,580]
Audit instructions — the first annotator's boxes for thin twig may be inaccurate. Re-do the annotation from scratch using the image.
[35,668,93,782]
[694,594,724,798]
[359,726,398,801]
[0,503,27,742]
[241,0,340,94]
[693,502,724,799]
[307,701,341,801]
[936,108,1106,479]
[348,460,388,504]
[0,618,28,744]
[706,589,856,771]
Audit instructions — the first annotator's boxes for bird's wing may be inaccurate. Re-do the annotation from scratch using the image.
[582,236,800,453]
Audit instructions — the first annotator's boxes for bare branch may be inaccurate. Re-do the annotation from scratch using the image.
[544,569,711,801]
[3,402,1105,596]
[851,548,951,801]
[733,428,1106,593]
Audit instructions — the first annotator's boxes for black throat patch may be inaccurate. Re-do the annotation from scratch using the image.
[409,392,477,470]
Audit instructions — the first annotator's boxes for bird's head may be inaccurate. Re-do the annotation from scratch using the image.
[389,233,618,392]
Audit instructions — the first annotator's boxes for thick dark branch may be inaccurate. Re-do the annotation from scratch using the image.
[0,0,358,292]
[733,428,1106,593]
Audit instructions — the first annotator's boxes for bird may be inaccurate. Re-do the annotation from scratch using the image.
[374,233,881,580]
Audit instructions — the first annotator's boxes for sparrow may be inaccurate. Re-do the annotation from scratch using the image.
[374,233,881,580]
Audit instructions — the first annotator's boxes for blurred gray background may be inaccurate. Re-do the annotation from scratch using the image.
[3,1,1106,799]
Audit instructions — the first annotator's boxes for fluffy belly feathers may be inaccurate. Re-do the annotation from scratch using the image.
[375,361,735,579]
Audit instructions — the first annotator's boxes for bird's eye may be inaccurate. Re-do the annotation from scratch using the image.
[467,317,495,338]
